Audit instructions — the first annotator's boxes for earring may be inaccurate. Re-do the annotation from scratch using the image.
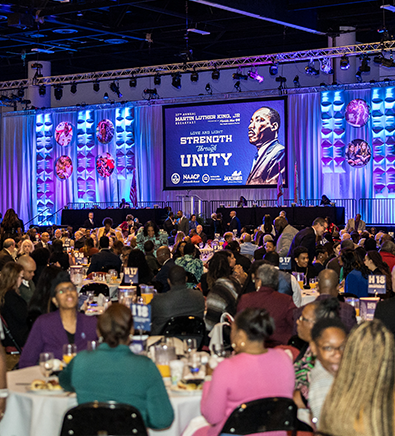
[231,343,236,349]
[240,342,245,347]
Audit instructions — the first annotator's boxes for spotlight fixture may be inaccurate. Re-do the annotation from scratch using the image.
[381,56,395,68]
[305,59,319,76]
[70,82,77,94]
[293,75,300,88]
[110,81,122,98]
[275,76,286,90]
[374,54,385,64]
[54,84,63,101]
[93,81,100,92]
[234,81,241,92]
[143,88,158,95]
[232,72,248,80]
[103,92,109,100]
[355,70,362,83]
[38,84,46,96]
[269,63,278,76]
[154,74,161,85]
[190,70,199,82]
[17,86,24,98]
[358,55,370,74]
[172,73,181,89]
[129,75,137,87]
[320,57,333,74]
[340,55,350,70]
[248,69,264,83]
[205,83,212,95]
[212,68,220,80]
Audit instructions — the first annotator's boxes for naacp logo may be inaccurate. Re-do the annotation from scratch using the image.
[224,170,242,182]
[202,174,210,184]
[171,173,181,184]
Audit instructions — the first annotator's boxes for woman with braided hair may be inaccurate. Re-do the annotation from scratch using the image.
[318,319,395,436]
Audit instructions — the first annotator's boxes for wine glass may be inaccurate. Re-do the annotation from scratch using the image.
[183,338,197,357]
[39,352,54,382]
[86,291,95,309]
[63,344,77,364]
[188,352,202,375]
[212,344,226,359]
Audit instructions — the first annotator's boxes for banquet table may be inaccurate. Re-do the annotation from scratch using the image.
[301,289,318,306]
[0,366,202,436]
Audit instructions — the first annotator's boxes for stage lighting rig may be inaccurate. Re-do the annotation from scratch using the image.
[129,75,137,87]
[293,75,300,87]
[93,81,100,92]
[190,70,199,82]
[340,55,350,70]
[232,72,248,80]
[70,82,77,94]
[248,69,264,83]
[320,57,333,74]
[110,81,122,98]
[143,88,158,100]
[234,81,241,92]
[103,92,109,100]
[275,76,286,90]
[17,86,24,98]
[359,55,370,73]
[38,84,46,96]
[205,83,212,95]
[212,68,220,80]
[356,70,363,82]
[172,73,182,89]
[54,85,63,101]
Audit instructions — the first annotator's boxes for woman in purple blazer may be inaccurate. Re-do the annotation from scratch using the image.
[19,276,97,368]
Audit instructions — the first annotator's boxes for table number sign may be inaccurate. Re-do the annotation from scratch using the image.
[279,257,292,270]
[368,275,386,294]
[131,304,151,331]
[124,267,138,284]
[360,297,380,321]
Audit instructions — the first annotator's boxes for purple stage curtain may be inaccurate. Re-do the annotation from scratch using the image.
[0,113,37,227]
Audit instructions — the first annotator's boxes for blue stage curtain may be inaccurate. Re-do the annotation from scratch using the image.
[0,113,37,227]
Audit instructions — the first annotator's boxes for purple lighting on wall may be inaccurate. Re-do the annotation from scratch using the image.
[248,70,264,83]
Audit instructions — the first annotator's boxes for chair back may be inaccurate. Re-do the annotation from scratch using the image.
[220,397,297,435]
[60,401,148,436]
[80,283,110,297]
[160,316,205,348]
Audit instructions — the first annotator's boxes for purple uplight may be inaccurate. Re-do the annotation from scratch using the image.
[248,70,264,83]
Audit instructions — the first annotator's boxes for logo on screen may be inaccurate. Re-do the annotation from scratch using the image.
[171,173,181,184]
[202,174,210,183]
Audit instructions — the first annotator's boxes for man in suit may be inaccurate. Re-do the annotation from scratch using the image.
[176,210,189,236]
[17,255,36,304]
[35,232,52,251]
[345,213,366,233]
[150,265,205,335]
[83,212,96,230]
[153,246,175,293]
[196,225,207,245]
[246,106,285,185]
[189,214,198,232]
[163,212,175,235]
[237,264,296,347]
[287,217,327,263]
[274,216,298,257]
[0,239,16,271]
[227,210,241,236]
[87,236,122,274]
[293,269,357,335]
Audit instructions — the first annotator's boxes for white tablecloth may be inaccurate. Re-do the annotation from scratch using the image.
[301,289,318,306]
[0,366,202,436]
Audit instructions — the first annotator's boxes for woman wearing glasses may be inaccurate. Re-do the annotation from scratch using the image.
[19,272,97,368]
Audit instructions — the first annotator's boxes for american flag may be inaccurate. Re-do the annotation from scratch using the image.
[129,169,138,207]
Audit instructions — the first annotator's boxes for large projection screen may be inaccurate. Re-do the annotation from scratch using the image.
[163,97,287,190]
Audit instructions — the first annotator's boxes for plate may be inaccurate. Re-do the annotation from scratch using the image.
[26,388,66,396]
[170,386,203,395]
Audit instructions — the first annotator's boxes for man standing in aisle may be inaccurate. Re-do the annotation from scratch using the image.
[227,211,241,236]
[176,210,189,236]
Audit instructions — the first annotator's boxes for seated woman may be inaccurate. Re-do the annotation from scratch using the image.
[126,249,153,285]
[19,273,97,368]
[319,320,395,436]
[80,237,99,259]
[341,249,369,297]
[59,304,174,430]
[364,250,393,297]
[136,221,168,254]
[50,240,70,271]
[308,317,347,427]
[192,308,294,436]
[0,262,29,351]
[175,242,203,288]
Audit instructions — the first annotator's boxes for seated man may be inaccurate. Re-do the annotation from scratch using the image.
[292,246,318,288]
[150,265,205,335]
[196,225,207,245]
[237,264,296,347]
[144,240,160,276]
[190,229,202,246]
[87,236,122,274]
[222,232,234,249]
[239,233,257,257]
[17,255,36,304]
[153,246,176,293]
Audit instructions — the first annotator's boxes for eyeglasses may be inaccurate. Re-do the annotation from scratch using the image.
[57,286,77,295]
[298,315,315,323]
[318,344,346,355]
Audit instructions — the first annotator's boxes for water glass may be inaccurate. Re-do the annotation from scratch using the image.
[87,340,98,351]
[212,343,226,358]
[188,352,202,375]
[183,338,197,356]
[39,352,54,380]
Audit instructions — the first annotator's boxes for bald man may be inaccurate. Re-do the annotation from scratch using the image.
[246,106,285,185]
[292,269,357,334]
[36,231,51,251]
[0,239,16,271]
[153,246,175,293]
[17,255,36,304]
[240,233,257,257]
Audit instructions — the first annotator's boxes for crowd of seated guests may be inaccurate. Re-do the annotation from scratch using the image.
[2,206,395,434]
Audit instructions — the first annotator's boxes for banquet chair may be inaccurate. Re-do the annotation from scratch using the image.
[219,397,298,435]
[60,401,148,436]
[80,283,110,297]
[161,316,205,348]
